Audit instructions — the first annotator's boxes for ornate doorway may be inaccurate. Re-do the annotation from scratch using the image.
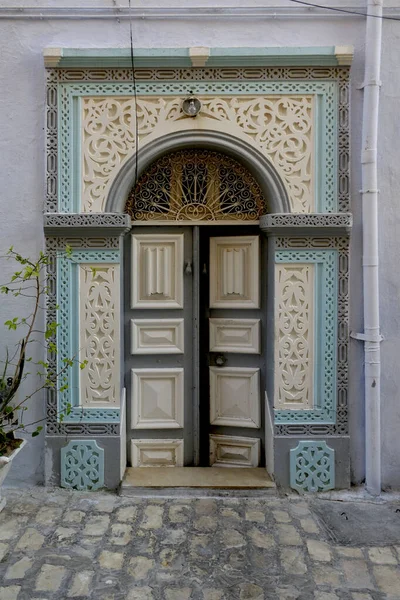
[124,150,269,468]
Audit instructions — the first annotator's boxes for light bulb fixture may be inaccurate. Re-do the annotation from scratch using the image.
[182,96,202,118]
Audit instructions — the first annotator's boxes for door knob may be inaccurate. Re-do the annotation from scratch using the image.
[185,261,192,274]
[215,354,227,367]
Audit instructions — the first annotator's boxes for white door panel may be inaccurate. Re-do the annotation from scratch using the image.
[131,233,184,308]
[209,236,259,308]
[209,318,260,354]
[209,366,260,428]
[131,319,184,354]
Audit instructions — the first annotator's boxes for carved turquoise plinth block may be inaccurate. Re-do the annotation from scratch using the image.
[290,440,335,493]
[61,440,104,490]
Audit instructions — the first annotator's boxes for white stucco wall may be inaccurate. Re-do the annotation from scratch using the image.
[0,0,399,488]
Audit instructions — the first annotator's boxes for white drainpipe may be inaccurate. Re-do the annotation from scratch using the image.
[357,0,383,496]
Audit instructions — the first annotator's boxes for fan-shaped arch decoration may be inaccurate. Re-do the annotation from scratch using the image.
[125,149,268,223]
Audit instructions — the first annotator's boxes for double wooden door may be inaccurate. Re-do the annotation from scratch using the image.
[125,225,266,467]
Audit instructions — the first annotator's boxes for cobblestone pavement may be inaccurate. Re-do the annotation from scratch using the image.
[0,488,399,600]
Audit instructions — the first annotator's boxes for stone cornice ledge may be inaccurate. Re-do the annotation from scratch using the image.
[43,46,354,68]
[44,213,131,237]
[259,213,352,236]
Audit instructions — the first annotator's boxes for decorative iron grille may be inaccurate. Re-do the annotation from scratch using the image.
[125,150,267,222]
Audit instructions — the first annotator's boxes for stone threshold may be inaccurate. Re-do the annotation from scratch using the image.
[121,467,275,492]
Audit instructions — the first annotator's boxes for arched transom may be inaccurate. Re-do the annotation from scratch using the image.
[125,149,268,223]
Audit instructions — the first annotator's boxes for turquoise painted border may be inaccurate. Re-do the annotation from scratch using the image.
[274,249,338,424]
[57,249,121,423]
[57,80,337,214]
[51,47,348,68]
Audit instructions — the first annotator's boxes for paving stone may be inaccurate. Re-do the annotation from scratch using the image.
[306,539,332,562]
[195,499,217,515]
[280,546,307,574]
[99,550,125,570]
[4,556,33,580]
[373,565,400,597]
[0,586,21,600]
[109,523,132,546]
[84,515,110,535]
[35,563,67,592]
[290,502,310,517]
[351,594,374,600]
[272,510,291,523]
[194,516,217,531]
[165,587,192,599]
[248,527,275,549]
[116,506,138,522]
[15,527,44,550]
[276,585,300,600]
[35,506,62,525]
[169,505,189,523]
[340,559,373,590]
[64,510,86,523]
[314,593,339,600]
[141,505,163,529]
[313,564,342,586]
[367,546,397,564]
[300,518,320,534]
[276,524,302,546]
[127,556,155,579]
[245,510,265,523]
[190,534,212,559]
[221,508,240,519]
[335,546,364,558]
[0,541,9,560]
[93,496,117,513]
[67,570,93,597]
[221,528,245,548]
[239,583,264,599]
[161,528,186,545]
[0,518,26,541]
[55,526,77,541]
[127,587,154,599]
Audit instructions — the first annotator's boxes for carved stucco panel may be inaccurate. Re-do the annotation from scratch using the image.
[274,263,314,411]
[82,95,314,214]
[79,263,120,407]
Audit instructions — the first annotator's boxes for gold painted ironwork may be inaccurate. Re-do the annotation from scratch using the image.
[125,150,267,222]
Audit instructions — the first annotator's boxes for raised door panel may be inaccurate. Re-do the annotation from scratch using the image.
[209,366,260,428]
[131,234,184,308]
[131,319,184,354]
[131,439,184,467]
[209,434,260,467]
[209,318,260,354]
[131,368,184,429]
[209,236,259,308]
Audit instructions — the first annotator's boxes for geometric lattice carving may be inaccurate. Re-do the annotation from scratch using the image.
[274,264,314,410]
[210,367,260,428]
[61,440,104,490]
[209,434,260,467]
[131,439,184,467]
[210,236,259,309]
[290,440,335,493]
[131,234,184,309]
[126,150,266,223]
[274,249,337,425]
[131,368,184,429]
[79,264,120,406]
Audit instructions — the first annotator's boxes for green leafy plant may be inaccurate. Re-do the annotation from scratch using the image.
[0,247,87,457]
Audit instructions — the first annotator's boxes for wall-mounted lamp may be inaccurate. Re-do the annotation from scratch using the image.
[182,96,202,118]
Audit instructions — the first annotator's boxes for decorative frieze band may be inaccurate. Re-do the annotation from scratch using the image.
[44,213,131,236]
[260,213,352,236]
